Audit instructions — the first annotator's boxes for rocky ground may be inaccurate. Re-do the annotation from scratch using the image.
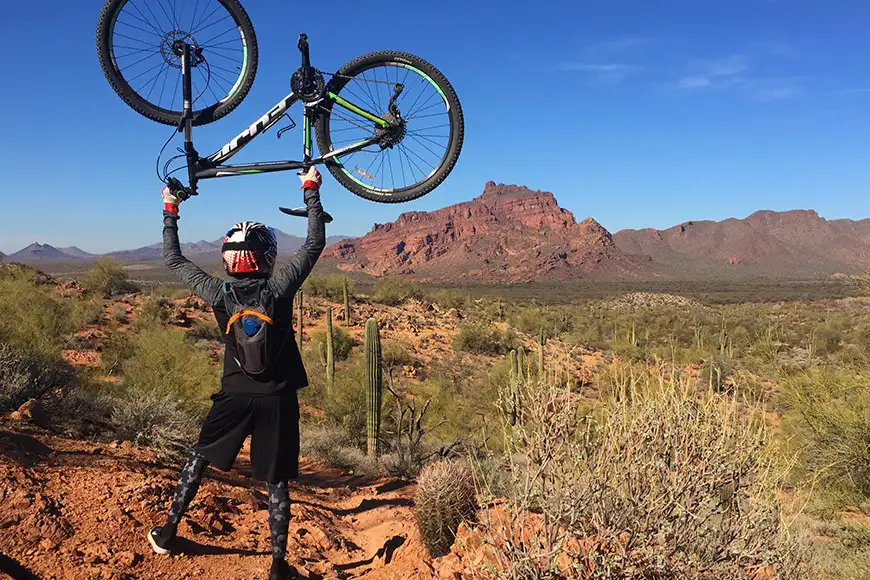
[0,417,441,580]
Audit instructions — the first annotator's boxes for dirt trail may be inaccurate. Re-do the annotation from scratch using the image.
[0,420,438,580]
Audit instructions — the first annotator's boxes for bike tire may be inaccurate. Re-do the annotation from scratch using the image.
[96,0,258,127]
[315,51,464,204]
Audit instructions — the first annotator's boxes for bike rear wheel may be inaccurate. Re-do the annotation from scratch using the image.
[96,0,258,126]
[315,51,464,204]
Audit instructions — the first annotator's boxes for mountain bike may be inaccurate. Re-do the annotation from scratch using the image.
[95,0,464,212]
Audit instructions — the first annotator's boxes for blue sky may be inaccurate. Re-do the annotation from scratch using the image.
[1,0,868,254]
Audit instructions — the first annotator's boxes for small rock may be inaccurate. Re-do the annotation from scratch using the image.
[39,538,58,551]
[16,399,49,427]
[120,441,133,450]
[113,550,141,568]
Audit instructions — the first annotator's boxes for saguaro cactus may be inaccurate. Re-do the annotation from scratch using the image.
[320,306,335,392]
[295,290,303,351]
[538,329,546,381]
[343,277,352,326]
[517,346,526,382]
[508,349,519,426]
[365,318,383,457]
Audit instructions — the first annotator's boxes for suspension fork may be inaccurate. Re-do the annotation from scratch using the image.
[298,34,314,165]
[178,42,200,198]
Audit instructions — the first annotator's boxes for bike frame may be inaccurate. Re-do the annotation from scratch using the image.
[176,34,390,197]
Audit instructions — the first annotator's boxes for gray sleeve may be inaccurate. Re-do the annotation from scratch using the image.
[267,189,326,298]
[163,213,224,306]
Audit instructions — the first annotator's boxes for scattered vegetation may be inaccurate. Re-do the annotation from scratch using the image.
[371,277,424,305]
[303,273,354,301]
[79,257,139,297]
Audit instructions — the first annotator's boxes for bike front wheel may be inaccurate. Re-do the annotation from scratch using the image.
[96,0,258,126]
[315,51,464,204]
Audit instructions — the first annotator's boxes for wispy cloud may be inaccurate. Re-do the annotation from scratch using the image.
[555,62,639,84]
[672,52,801,102]
[556,37,650,85]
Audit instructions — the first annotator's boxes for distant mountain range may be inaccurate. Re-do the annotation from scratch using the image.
[2,231,351,264]
[5,183,869,282]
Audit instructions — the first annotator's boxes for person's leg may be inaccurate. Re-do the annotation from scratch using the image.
[252,391,300,578]
[266,481,291,561]
[163,450,209,537]
[148,393,254,555]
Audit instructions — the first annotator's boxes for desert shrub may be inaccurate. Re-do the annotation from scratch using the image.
[108,304,128,324]
[303,274,353,301]
[79,258,138,297]
[111,388,203,456]
[371,277,423,306]
[136,296,172,328]
[415,459,477,557]
[298,351,368,441]
[381,339,417,376]
[71,296,106,327]
[453,322,513,356]
[483,368,807,578]
[427,289,469,310]
[780,368,870,505]
[111,327,217,455]
[190,319,222,343]
[300,423,378,477]
[311,326,355,361]
[0,342,74,411]
[0,272,75,355]
[100,332,135,376]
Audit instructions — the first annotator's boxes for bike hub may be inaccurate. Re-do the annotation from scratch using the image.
[166,33,204,67]
[376,112,406,148]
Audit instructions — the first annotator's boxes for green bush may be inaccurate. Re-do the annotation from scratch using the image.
[311,326,355,361]
[781,368,870,505]
[372,277,423,306]
[0,271,75,356]
[79,258,139,297]
[303,274,353,301]
[453,322,513,356]
[0,342,74,411]
[136,296,172,328]
[428,289,469,310]
[111,327,218,455]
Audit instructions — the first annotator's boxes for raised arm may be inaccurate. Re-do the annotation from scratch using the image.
[162,185,224,306]
[268,168,327,298]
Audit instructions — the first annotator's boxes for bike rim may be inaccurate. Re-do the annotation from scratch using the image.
[108,0,249,114]
[324,63,453,194]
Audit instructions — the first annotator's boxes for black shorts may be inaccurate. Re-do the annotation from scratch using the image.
[194,390,300,483]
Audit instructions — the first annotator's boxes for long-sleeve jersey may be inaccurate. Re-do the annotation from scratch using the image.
[162,190,326,395]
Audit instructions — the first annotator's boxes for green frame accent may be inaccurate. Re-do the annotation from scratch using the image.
[329,93,389,127]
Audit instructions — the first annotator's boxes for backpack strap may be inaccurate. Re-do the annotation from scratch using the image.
[225,310,274,335]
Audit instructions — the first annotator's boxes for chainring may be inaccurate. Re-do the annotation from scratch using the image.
[291,68,326,102]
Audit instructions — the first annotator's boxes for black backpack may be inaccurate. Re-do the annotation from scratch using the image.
[222,283,287,378]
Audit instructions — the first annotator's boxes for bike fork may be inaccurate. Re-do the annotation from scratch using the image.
[179,42,199,197]
[298,34,314,165]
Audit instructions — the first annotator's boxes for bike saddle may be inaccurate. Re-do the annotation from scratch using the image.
[279,206,334,224]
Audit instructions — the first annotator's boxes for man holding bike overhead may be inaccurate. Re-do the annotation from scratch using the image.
[147,167,326,580]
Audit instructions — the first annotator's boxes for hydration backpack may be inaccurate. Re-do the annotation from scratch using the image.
[222,283,287,378]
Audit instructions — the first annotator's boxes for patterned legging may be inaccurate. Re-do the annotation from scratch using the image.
[162,451,292,560]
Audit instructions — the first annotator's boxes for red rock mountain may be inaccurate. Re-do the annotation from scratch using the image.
[614,210,870,278]
[323,182,653,283]
[324,183,870,282]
